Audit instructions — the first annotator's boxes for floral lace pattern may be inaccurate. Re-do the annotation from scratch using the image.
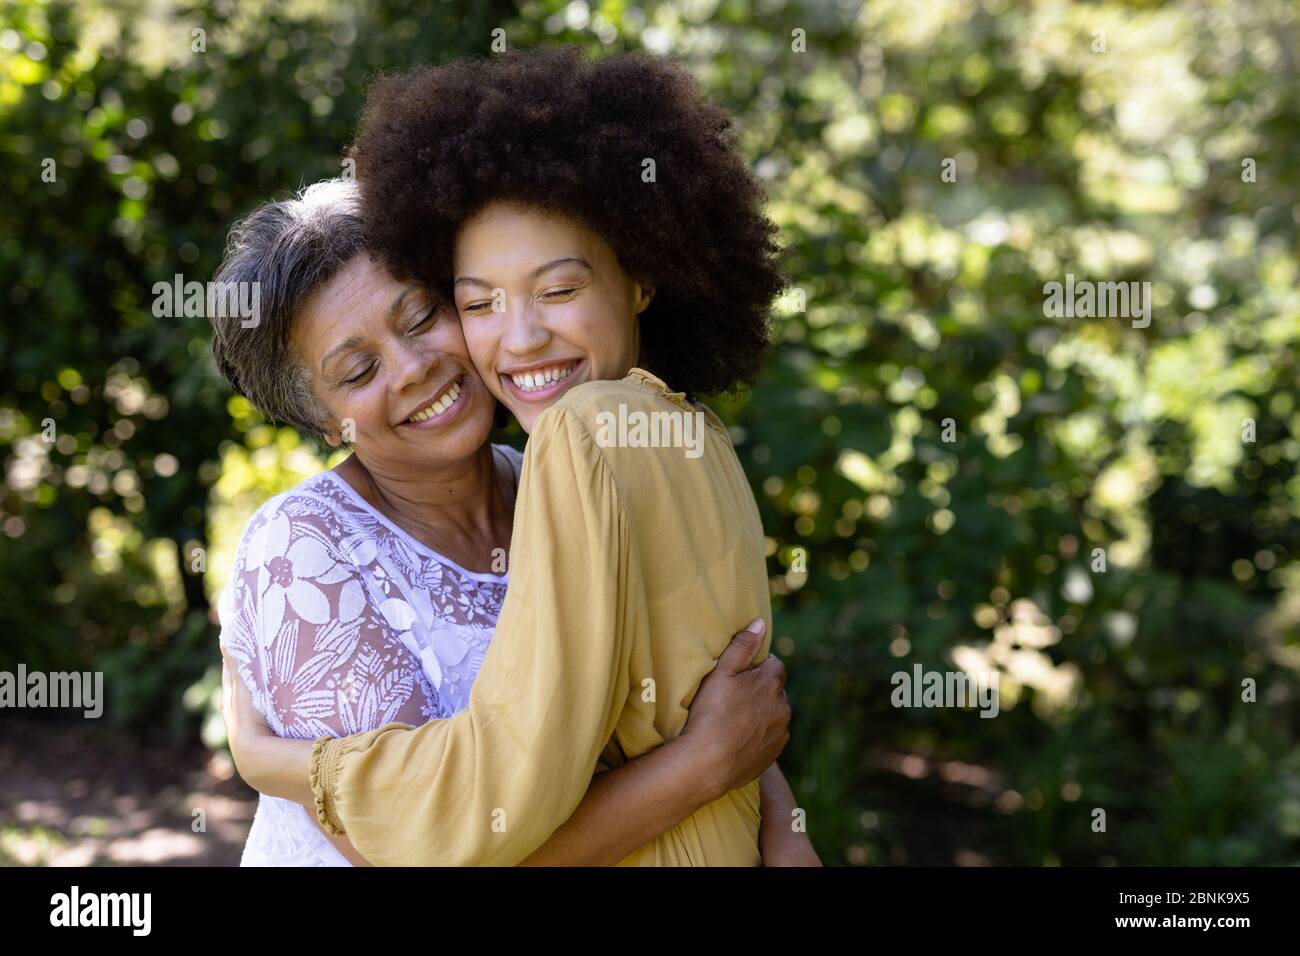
[218,445,522,866]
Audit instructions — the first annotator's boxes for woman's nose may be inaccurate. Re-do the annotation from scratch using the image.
[392,336,440,391]
[499,297,550,356]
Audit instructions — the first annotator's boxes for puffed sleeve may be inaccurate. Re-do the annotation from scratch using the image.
[310,409,644,865]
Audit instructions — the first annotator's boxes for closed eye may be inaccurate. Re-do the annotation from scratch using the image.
[408,308,439,333]
[543,288,578,299]
[344,363,374,386]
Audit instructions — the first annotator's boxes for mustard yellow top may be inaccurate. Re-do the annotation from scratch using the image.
[310,369,772,865]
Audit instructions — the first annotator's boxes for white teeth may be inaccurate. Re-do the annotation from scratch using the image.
[407,380,461,423]
[510,364,575,393]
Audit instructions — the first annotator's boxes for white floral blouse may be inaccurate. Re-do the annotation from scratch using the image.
[218,444,522,866]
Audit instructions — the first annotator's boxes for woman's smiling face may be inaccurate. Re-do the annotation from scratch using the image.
[291,253,495,471]
[452,202,654,433]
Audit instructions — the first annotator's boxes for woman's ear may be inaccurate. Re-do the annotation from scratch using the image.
[635,281,656,315]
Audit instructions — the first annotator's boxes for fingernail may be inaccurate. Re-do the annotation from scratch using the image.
[746,618,766,636]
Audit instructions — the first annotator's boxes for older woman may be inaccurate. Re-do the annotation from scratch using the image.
[212,178,792,866]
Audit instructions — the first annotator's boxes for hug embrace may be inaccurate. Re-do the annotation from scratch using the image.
[213,46,821,867]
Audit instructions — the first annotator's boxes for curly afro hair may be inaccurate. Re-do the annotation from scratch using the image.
[349,45,784,398]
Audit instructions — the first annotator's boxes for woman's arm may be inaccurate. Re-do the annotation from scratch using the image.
[757,764,823,866]
[517,621,787,865]
[217,650,368,864]
[306,413,651,865]
[217,499,445,867]
[315,822,372,866]
[222,620,790,866]
[267,409,781,864]
[221,661,315,805]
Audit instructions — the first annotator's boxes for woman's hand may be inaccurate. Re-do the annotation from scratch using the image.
[678,619,791,800]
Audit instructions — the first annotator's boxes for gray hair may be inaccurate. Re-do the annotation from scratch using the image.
[210,178,367,437]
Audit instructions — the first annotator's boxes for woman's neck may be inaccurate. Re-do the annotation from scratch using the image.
[334,444,513,573]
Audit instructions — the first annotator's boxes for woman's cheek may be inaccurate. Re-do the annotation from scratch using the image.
[430,314,472,359]
[590,303,636,372]
[461,330,499,393]
[352,386,385,436]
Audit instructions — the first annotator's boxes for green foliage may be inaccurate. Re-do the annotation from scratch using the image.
[2,0,1297,865]
[0,0,516,731]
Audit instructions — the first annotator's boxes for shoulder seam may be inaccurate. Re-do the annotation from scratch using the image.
[533,406,632,537]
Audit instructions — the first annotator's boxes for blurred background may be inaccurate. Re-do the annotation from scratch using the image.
[2,0,1298,866]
